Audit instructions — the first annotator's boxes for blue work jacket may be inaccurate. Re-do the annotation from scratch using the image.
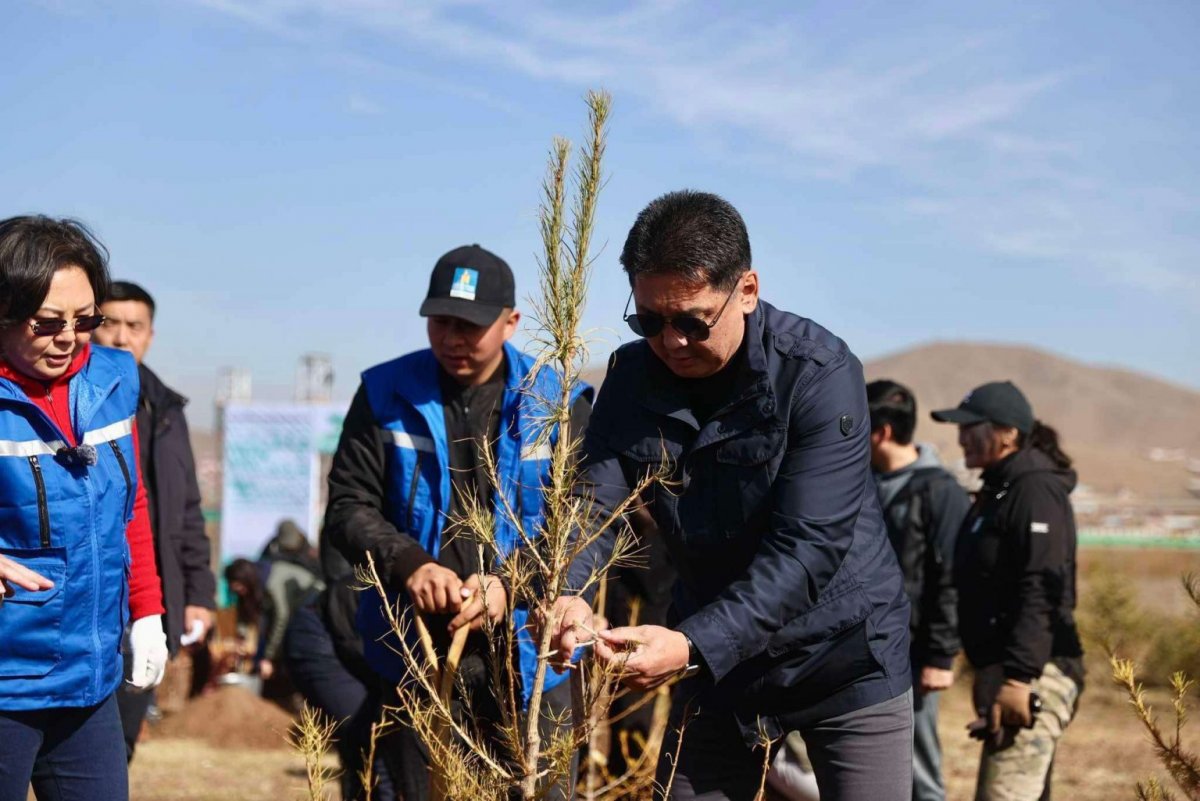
[0,346,140,710]
[357,343,591,705]
[570,301,912,741]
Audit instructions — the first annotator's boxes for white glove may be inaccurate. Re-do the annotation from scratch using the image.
[128,614,169,692]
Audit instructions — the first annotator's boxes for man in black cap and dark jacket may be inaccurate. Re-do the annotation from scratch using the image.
[96,281,217,761]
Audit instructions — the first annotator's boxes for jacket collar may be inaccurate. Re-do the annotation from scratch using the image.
[138,362,187,412]
[637,301,775,435]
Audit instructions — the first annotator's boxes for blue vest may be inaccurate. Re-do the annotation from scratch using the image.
[0,346,141,710]
[357,343,591,706]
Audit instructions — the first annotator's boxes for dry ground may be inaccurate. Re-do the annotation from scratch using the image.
[123,548,1198,800]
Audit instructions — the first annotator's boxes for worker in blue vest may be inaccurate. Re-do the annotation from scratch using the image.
[324,245,592,800]
[0,216,169,801]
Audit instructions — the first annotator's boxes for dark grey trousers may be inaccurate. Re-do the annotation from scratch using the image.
[912,688,945,801]
[658,690,914,801]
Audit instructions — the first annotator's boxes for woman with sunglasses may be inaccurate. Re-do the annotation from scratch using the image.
[931,381,1083,801]
[0,215,168,801]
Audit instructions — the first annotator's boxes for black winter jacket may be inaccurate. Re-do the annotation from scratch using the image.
[137,364,216,655]
[570,301,911,739]
[876,460,970,670]
[955,447,1084,683]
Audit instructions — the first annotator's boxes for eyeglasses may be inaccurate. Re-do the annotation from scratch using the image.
[28,315,106,337]
[622,282,740,343]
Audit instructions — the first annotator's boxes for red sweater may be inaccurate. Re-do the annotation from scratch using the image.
[0,345,164,620]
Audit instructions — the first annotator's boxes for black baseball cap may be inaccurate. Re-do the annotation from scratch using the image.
[930,381,1034,434]
[419,244,516,327]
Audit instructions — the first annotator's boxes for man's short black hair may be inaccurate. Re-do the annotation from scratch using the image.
[108,280,156,319]
[867,379,917,445]
[620,190,752,290]
[0,215,110,329]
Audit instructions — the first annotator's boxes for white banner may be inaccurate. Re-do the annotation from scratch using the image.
[220,403,343,561]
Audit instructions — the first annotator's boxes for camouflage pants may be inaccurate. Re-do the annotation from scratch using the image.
[974,662,1080,801]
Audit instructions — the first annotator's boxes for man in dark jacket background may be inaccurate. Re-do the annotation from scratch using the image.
[96,280,217,761]
[868,379,970,801]
[547,190,913,801]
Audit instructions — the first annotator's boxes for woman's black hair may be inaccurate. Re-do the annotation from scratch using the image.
[1020,420,1073,470]
[0,215,110,329]
[224,558,263,627]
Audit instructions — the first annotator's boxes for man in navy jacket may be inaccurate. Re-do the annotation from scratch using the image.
[547,191,913,800]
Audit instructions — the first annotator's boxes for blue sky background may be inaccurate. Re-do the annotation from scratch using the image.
[3,0,1197,427]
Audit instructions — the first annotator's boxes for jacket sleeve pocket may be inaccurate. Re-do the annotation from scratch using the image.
[0,546,68,678]
[765,578,873,657]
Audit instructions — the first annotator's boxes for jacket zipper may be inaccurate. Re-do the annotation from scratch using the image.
[108,440,133,500]
[27,456,51,547]
[406,452,421,533]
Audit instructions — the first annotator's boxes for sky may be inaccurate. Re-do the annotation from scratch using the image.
[3,0,1198,428]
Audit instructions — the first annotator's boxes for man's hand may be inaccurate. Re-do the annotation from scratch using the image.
[920,665,955,693]
[0,555,54,603]
[259,658,275,681]
[595,625,690,691]
[182,605,213,646]
[541,595,596,671]
[405,563,464,615]
[448,574,506,632]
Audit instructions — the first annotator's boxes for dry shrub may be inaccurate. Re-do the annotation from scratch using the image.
[1085,561,1200,689]
[1111,574,1200,799]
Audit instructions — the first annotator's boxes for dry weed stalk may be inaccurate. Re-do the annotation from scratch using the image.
[354,90,672,800]
[1111,572,1200,800]
[357,706,393,801]
[291,702,339,801]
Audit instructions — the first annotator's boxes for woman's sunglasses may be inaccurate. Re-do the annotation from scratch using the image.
[622,283,739,343]
[28,315,106,337]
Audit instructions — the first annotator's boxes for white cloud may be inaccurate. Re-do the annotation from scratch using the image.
[346,93,383,115]
[180,0,1200,302]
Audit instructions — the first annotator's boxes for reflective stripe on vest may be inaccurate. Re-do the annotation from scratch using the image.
[0,414,134,458]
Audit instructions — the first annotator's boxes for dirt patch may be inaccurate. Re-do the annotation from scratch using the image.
[153,685,296,751]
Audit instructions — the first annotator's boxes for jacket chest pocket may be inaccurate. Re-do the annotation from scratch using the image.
[675,425,783,548]
[710,425,784,533]
[962,509,1006,581]
[0,547,67,678]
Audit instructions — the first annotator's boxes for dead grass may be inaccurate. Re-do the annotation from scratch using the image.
[121,548,1196,800]
[128,738,340,801]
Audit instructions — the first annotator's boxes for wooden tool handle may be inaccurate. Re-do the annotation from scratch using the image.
[439,600,473,704]
[413,612,439,675]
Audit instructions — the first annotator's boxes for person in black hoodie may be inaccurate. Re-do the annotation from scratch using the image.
[96,281,217,761]
[932,381,1083,801]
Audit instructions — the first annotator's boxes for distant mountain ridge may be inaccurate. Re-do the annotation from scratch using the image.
[194,342,1199,502]
[865,342,1199,499]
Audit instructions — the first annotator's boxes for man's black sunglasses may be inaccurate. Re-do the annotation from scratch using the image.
[622,282,739,343]
[28,315,106,337]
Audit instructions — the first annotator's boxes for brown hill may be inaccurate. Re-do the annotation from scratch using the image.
[195,344,1198,502]
[864,342,1200,500]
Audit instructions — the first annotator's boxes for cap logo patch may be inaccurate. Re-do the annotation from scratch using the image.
[449,267,479,300]
[1030,521,1049,534]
